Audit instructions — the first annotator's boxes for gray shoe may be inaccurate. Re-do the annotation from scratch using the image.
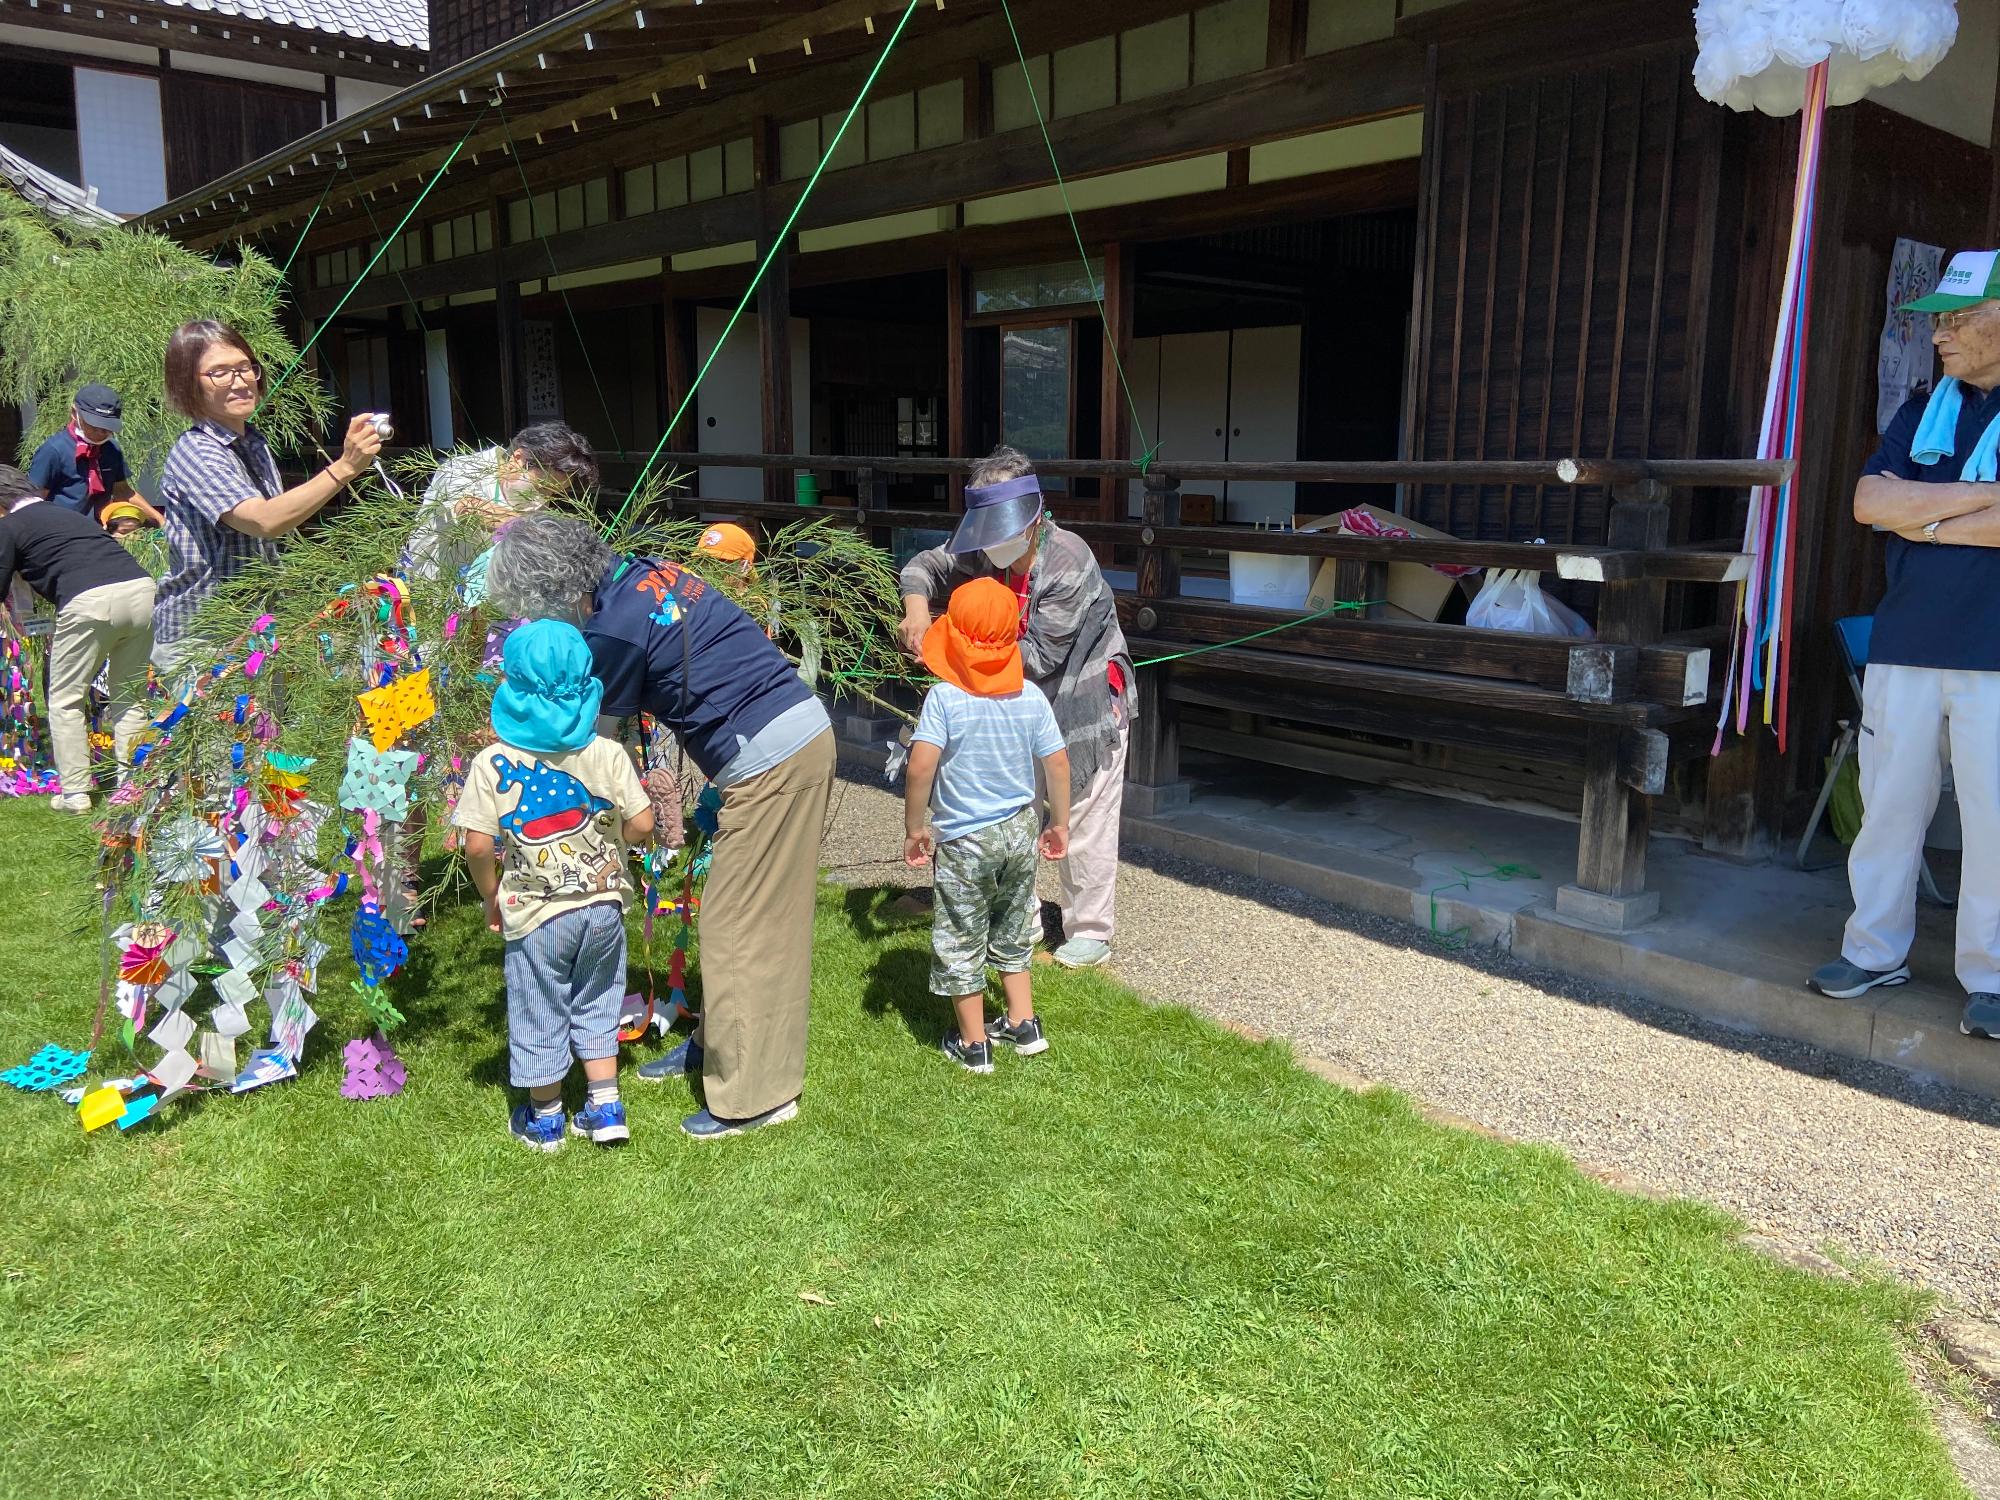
[1808,958,1910,1000]
[1963,993,2000,1041]
[1053,937,1111,969]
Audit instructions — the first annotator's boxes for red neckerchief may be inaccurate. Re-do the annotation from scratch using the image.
[69,423,107,502]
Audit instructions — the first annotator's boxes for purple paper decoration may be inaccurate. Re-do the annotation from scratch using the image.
[341,1032,407,1100]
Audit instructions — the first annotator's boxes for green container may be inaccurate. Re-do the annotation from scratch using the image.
[794,470,820,507]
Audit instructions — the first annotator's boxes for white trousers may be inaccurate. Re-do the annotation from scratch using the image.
[1842,662,2000,993]
[49,577,156,794]
[1057,715,1128,944]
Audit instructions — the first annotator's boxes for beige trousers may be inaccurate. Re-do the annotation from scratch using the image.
[1056,714,1128,944]
[696,728,835,1119]
[49,576,156,794]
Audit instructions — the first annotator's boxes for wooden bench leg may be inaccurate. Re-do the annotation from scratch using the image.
[1558,724,1662,930]
[1125,665,1189,816]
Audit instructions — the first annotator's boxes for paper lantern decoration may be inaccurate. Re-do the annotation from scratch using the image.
[1694,0,1958,115]
[357,668,436,753]
[337,738,419,819]
[147,814,226,884]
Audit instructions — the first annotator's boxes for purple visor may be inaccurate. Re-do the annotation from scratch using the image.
[947,473,1044,555]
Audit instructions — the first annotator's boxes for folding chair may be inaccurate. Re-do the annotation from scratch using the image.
[1796,614,1952,906]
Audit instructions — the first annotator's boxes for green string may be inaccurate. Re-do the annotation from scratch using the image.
[997,0,1158,474]
[355,187,488,448]
[1129,601,1372,666]
[608,0,928,532]
[494,92,626,455]
[259,102,491,415]
[1426,849,1542,948]
[274,161,344,285]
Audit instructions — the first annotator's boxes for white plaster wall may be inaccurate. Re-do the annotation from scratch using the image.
[1870,0,1998,145]
[167,49,327,93]
[335,77,399,119]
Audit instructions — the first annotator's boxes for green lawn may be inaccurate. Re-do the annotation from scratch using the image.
[0,796,1965,1498]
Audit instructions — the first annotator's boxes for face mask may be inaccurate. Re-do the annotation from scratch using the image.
[984,533,1032,571]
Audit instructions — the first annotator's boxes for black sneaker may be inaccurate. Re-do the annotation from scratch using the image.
[939,1032,994,1074]
[984,1014,1050,1056]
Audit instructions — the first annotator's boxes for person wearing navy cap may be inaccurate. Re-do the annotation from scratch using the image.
[1810,248,2000,1042]
[898,445,1131,969]
[24,384,163,528]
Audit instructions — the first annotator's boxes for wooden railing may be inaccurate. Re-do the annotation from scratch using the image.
[638,451,1783,929]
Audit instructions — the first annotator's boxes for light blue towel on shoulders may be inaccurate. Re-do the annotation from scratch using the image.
[1910,377,2000,481]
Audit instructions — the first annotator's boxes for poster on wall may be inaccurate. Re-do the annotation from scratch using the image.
[1878,237,1943,433]
[522,320,563,421]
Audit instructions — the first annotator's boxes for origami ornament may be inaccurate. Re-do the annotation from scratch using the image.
[349,902,408,987]
[197,1031,237,1082]
[338,738,419,819]
[120,937,172,987]
[231,1048,297,1093]
[148,1008,196,1052]
[210,999,251,1038]
[357,668,436,752]
[2,1044,91,1092]
[148,1048,199,1096]
[114,1092,160,1130]
[341,1032,408,1099]
[350,978,407,1032]
[266,974,318,1062]
[148,814,226,884]
[78,1085,125,1131]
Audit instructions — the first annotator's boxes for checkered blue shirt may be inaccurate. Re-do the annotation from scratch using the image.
[153,419,283,644]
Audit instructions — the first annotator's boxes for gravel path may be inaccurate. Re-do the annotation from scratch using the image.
[822,767,2000,1321]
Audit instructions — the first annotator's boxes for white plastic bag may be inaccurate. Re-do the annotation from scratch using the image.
[1466,568,1594,639]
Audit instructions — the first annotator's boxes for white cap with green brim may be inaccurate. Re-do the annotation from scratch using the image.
[1902,249,2000,313]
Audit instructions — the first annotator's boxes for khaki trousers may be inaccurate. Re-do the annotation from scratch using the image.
[49,577,156,794]
[696,728,835,1119]
[1057,715,1128,944]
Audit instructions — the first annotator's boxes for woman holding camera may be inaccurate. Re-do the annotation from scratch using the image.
[150,318,384,677]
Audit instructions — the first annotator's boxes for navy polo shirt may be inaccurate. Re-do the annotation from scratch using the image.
[1863,383,2000,673]
[584,557,814,780]
[26,429,128,515]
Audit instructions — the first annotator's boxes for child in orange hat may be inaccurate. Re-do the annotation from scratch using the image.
[904,577,1070,1072]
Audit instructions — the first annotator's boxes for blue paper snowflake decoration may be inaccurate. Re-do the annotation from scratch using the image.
[2,1044,92,1092]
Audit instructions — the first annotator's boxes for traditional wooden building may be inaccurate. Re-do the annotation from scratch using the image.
[137,0,2000,911]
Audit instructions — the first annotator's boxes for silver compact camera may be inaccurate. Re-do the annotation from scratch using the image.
[367,413,395,441]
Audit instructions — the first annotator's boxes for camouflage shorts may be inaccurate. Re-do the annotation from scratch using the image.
[930,804,1039,996]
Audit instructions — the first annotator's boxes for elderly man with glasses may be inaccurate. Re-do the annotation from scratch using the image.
[1810,250,2000,1042]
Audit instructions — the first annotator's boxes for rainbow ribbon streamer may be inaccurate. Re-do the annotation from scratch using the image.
[1716,60,1828,755]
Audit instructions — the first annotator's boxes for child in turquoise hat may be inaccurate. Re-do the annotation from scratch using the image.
[453,618,654,1151]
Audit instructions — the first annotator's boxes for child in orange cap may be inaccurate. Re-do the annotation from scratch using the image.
[904,577,1070,1072]
[695,522,757,577]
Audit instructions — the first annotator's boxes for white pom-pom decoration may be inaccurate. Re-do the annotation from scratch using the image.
[1693,0,1958,115]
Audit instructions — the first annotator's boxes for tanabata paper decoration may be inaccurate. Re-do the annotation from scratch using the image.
[351,979,407,1032]
[197,1031,237,1082]
[349,903,409,987]
[78,1085,124,1131]
[266,974,318,1062]
[357,668,436,753]
[231,1048,297,1094]
[338,737,419,820]
[2,1044,91,1092]
[210,999,251,1038]
[341,1032,408,1099]
[148,814,226,884]
[148,1009,196,1052]
[115,1092,160,1130]
[1693,0,1957,114]
[148,1048,199,1096]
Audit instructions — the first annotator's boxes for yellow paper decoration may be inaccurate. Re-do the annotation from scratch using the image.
[357,669,436,753]
[79,1086,125,1132]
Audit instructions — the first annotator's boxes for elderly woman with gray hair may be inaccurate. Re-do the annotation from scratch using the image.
[898,446,1131,967]
[486,513,834,1141]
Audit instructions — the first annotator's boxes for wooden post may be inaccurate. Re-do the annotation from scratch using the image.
[495,275,523,438]
[758,233,794,505]
[1558,483,1668,929]
[946,253,966,512]
[661,290,694,451]
[1100,241,1134,525]
[1128,470,1189,816]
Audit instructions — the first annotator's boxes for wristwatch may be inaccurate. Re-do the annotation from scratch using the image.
[1923,520,1943,544]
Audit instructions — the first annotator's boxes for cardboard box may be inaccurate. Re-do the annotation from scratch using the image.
[1299,504,1463,622]
[1179,492,1217,526]
[1228,552,1313,610]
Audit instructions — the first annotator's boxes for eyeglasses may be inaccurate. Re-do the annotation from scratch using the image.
[1934,307,1993,334]
[200,361,263,385]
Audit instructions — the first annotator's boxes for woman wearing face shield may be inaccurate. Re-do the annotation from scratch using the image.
[898,446,1131,968]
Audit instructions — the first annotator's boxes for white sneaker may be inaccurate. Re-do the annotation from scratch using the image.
[52,793,93,814]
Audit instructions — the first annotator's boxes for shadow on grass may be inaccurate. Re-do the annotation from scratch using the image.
[842,884,929,941]
[861,943,939,1046]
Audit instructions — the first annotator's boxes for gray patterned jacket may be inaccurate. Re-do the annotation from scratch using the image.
[900,520,1131,798]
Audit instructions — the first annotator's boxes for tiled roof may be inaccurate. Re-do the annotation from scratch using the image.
[0,144,123,227]
[144,0,429,51]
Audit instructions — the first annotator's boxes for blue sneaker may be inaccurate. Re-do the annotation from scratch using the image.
[681,1098,800,1141]
[570,1097,631,1145]
[638,1037,703,1082]
[509,1104,565,1153]
[1964,993,2000,1041]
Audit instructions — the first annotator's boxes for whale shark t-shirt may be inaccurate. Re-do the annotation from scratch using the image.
[452,734,649,940]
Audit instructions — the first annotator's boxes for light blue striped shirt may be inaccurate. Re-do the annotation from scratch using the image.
[912,680,1064,841]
